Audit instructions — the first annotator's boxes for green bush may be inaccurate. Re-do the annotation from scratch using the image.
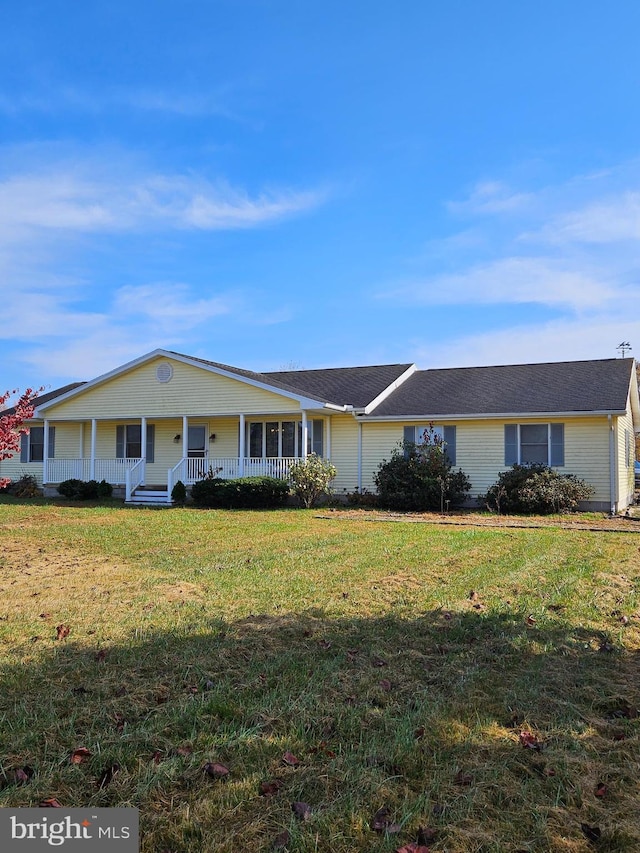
[191,476,289,509]
[58,478,103,500]
[288,454,337,508]
[374,439,471,512]
[479,464,594,514]
[171,479,187,505]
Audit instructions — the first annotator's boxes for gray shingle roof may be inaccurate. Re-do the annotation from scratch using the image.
[263,364,413,408]
[370,359,635,417]
[3,383,86,416]
[172,351,413,407]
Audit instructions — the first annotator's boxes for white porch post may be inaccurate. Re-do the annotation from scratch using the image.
[182,416,188,479]
[140,416,147,485]
[79,423,85,479]
[239,413,245,477]
[301,411,308,459]
[325,417,331,460]
[43,420,49,484]
[90,419,97,481]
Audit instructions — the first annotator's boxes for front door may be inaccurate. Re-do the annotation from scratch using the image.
[187,425,207,478]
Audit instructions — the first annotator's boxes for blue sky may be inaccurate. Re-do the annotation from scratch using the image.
[2,1,640,393]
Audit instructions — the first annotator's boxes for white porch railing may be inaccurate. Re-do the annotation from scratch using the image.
[125,458,145,502]
[46,458,143,485]
[168,457,299,488]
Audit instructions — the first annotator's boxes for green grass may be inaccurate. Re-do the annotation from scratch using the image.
[0,502,639,852]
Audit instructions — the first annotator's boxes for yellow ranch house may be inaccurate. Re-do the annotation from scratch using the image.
[2,349,638,513]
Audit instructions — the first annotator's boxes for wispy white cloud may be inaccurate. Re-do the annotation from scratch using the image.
[535,191,640,244]
[415,309,640,369]
[0,168,326,238]
[381,256,614,311]
[448,180,534,215]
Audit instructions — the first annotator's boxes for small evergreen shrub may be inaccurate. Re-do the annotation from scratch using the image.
[58,478,102,500]
[191,476,289,509]
[171,479,187,505]
[288,454,337,508]
[97,479,113,498]
[479,464,594,514]
[374,433,471,512]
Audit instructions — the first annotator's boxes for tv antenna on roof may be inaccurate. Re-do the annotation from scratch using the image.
[617,341,632,358]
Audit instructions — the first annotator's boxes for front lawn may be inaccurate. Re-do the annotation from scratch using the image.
[0,503,639,852]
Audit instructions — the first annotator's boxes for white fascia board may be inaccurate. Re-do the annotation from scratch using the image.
[356,410,627,422]
[37,349,330,414]
[362,364,417,414]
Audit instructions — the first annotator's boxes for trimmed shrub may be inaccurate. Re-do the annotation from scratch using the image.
[58,478,102,500]
[288,454,337,508]
[191,476,289,509]
[171,479,187,506]
[479,464,594,514]
[374,439,471,512]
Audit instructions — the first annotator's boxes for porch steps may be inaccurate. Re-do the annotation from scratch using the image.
[126,488,171,507]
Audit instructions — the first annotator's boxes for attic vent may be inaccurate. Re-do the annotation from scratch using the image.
[156,363,173,383]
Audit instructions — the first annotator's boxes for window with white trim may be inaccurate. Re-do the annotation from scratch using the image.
[504,424,564,467]
[247,420,323,458]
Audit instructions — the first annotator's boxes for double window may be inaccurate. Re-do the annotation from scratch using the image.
[20,426,55,462]
[116,424,155,462]
[505,424,564,467]
[403,424,456,465]
[247,420,323,458]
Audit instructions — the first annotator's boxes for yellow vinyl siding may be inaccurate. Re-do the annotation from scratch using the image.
[44,357,304,420]
[328,415,360,495]
[616,405,635,508]
[356,416,613,507]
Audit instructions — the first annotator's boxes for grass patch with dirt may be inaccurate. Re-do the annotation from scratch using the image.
[0,501,639,852]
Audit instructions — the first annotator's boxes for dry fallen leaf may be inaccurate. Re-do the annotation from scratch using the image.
[260,779,284,796]
[454,770,473,786]
[39,798,62,808]
[70,747,92,765]
[291,801,312,821]
[203,762,229,779]
[519,731,543,751]
[595,782,608,798]
[371,806,393,832]
[56,624,70,640]
[581,824,601,842]
[282,751,300,767]
[273,830,291,849]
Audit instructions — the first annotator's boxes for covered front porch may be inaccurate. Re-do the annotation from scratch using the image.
[40,412,328,503]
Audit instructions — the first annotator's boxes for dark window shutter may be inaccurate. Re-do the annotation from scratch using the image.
[48,426,56,458]
[550,423,564,467]
[403,426,414,459]
[504,424,518,466]
[20,433,28,463]
[146,424,155,463]
[443,425,456,465]
[312,420,323,456]
[116,425,125,459]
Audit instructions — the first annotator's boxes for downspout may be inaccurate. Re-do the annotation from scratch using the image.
[357,421,363,492]
[609,414,617,515]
